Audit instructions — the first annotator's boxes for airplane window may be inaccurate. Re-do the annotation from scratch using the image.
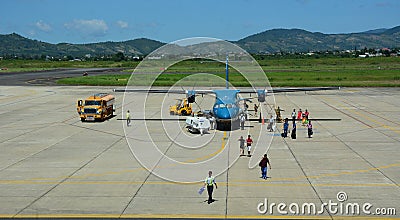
[219,104,226,108]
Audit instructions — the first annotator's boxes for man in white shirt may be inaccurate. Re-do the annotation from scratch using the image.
[268,115,275,132]
[240,114,246,130]
[291,109,296,124]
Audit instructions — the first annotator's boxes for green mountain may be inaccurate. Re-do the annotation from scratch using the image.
[0,33,164,57]
[1,26,399,57]
[235,26,400,53]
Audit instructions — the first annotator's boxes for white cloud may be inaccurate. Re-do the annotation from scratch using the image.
[117,20,129,29]
[64,19,108,38]
[35,20,52,32]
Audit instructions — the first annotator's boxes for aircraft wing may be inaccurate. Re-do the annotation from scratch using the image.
[238,87,340,94]
[113,88,214,94]
[268,87,340,93]
[114,87,339,94]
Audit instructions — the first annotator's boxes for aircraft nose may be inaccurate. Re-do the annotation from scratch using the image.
[219,109,230,119]
[218,108,237,119]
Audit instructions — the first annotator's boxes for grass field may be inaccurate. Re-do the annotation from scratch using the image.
[1,57,399,87]
[0,60,139,72]
[56,57,400,87]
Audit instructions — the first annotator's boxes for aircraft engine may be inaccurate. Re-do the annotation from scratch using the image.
[257,90,266,102]
[187,90,196,103]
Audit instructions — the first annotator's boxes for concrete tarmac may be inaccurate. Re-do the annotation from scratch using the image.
[0,86,398,219]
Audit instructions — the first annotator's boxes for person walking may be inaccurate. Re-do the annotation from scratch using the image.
[259,154,271,179]
[240,114,246,130]
[209,115,215,130]
[246,135,253,157]
[204,171,217,204]
[282,118,289,138]
[238,136,245,156]
[291,109,296,124]
[126,110,131,127]
[291,121,297,139]
[254,104,259,115]
[297,109,302,120]
[301,109,307,125]
[304,109,309,120]
[275,106,284,122]
[307,120,313,138]
[267,115,274,132]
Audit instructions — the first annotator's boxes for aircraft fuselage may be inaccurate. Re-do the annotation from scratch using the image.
[212,90,241,130]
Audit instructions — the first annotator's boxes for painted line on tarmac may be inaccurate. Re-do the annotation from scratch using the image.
[233,162,400,183]
[348,108,400,135]
[10,131,227,183]
[185,131,227,163]
[319,96,400,136]
[315,95,400,189]
[0,179,397,188]
[341,100,400,127]
[1,161,399,186]
[0,88,38,105]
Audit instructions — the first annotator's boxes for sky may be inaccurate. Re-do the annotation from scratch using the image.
[1,0,399,44]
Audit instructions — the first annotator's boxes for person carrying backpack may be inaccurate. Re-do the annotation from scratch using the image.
[282,118,289,138]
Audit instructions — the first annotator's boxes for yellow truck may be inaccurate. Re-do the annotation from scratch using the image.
[77,93,115,122]
[169,98,192,116]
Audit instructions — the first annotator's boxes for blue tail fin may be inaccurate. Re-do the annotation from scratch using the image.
[225,55,229,89]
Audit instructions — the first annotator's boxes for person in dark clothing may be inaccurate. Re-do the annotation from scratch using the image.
[307,120,313,138]
[282,118,289,138]
[259,154,271,179]
[291,122,297,139]
[204,171,217,204]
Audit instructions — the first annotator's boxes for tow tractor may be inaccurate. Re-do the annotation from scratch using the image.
[169,98,192,116]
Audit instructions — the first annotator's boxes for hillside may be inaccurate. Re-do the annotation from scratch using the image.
[0,26,399,57]
[236,26,400,53]
[0,34,164,57]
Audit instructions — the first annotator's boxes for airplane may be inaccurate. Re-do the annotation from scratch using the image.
[114,57,340,131]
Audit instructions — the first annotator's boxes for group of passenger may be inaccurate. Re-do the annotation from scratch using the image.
[284,108,313,139]
[237,134,272,180]
[238,135,253,157]
[264,108,313,139]
[291,108,310,126]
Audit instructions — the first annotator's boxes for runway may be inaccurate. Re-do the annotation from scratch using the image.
[0,86,398,219]
[0,68,127,86]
